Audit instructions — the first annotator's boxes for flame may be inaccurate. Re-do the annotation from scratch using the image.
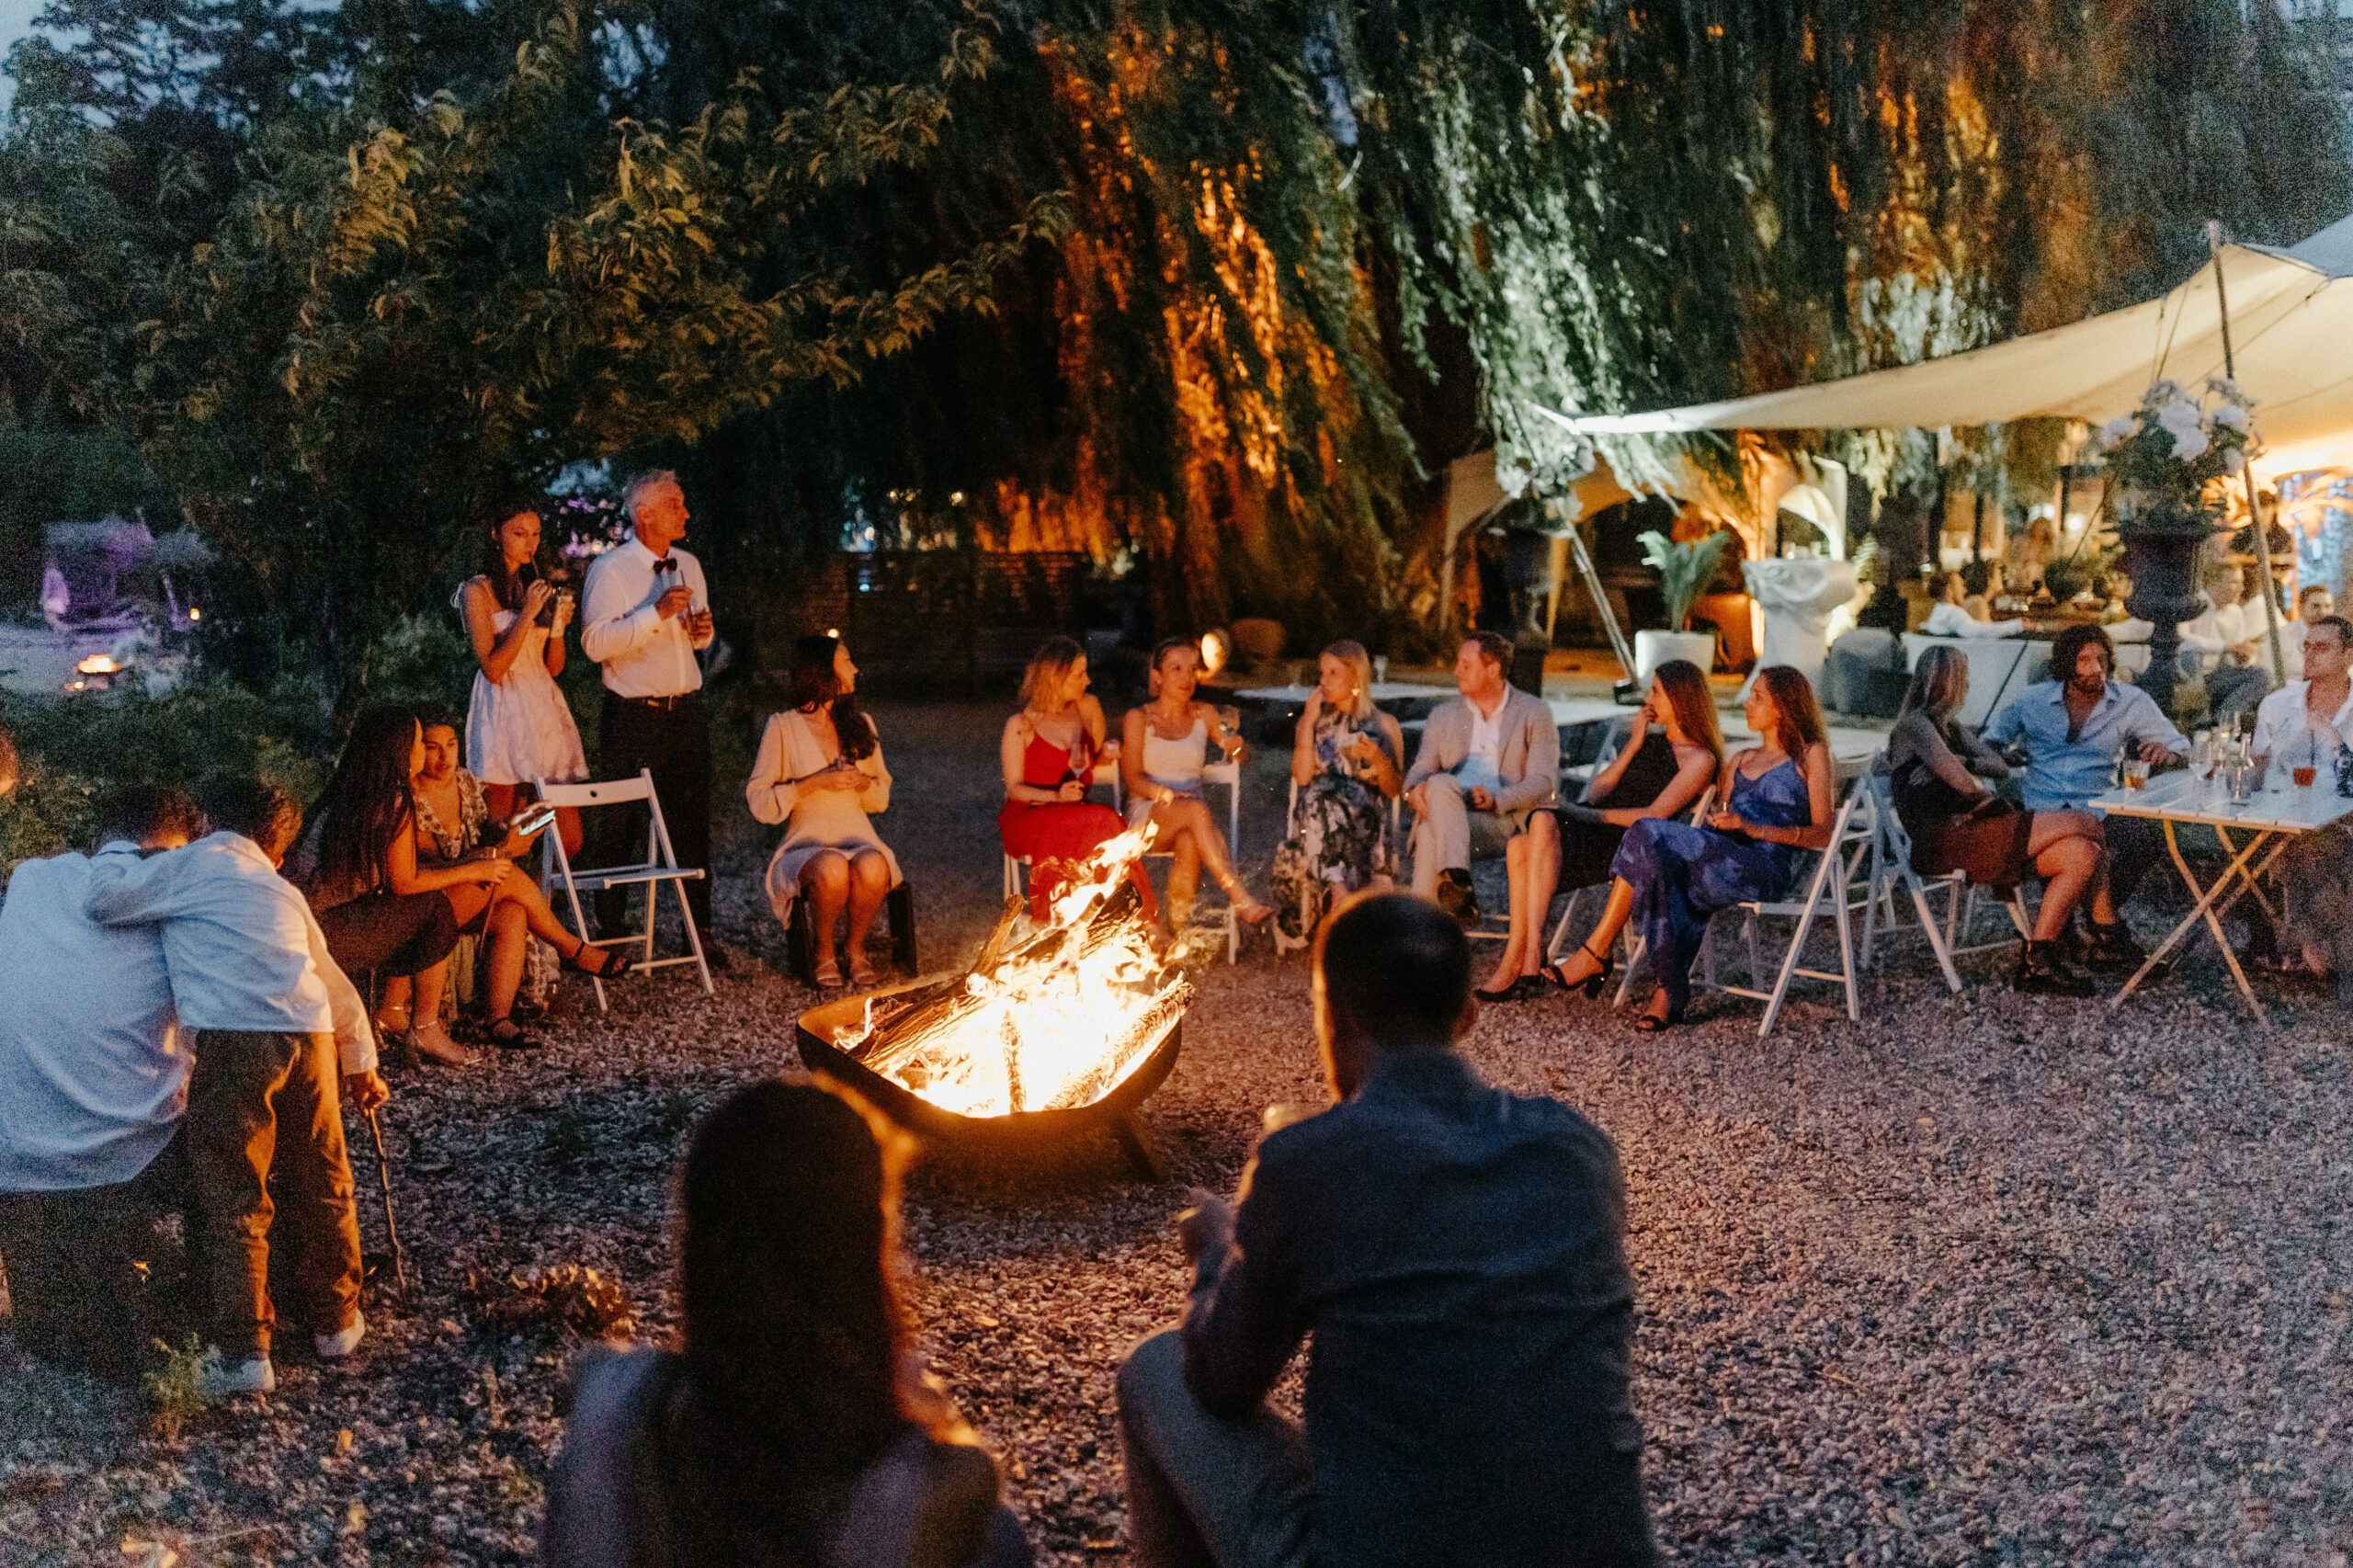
[75,654,121,675]
[838,829,1191,1119]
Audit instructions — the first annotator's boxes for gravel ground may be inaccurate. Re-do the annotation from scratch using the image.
[3,697,2349,1566]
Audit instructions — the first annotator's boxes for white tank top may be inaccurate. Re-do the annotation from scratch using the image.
[1141,714,1209,796]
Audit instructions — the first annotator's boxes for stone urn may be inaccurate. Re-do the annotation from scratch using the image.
[2117,497,2210,717]
[1633,629,1716,687]
[1742,556,1861,692]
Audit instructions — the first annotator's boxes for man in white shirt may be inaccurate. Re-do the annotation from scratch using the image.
[83,778,385,1399]
[2250,614,2353,775]
[580,469,720,951]
[1403,632,1560,926]
[0,786,202,1380]
[2178,563,2273,728]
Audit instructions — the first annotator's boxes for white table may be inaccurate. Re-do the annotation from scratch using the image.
[1231,683,1456,709]
[2091,769,2353,1028]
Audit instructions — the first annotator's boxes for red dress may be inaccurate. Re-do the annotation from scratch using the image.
[998,731,1156,920]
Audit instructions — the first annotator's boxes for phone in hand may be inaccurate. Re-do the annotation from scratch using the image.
[509,803,559,839]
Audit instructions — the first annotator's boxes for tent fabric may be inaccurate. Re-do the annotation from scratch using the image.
[1540,220,2353,473]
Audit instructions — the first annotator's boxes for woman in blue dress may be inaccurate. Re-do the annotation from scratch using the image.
[1543,665,1838,1030]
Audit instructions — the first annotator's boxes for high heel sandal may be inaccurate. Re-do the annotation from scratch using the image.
[1631,1000,1686,1032]
[407,1019,479,1068]
[1473,975,1540,1004]
[486,1017,545,1051]
[1539,942,1616,999]
[563,940,634,980]
[847,950,878,989]
[1233,894,1279,927]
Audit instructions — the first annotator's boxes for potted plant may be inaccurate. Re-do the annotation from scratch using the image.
[1633,528,1732,683]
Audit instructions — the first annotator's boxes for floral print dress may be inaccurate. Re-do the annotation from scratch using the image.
[1272,709,1398,941]
[414,769,556,1007]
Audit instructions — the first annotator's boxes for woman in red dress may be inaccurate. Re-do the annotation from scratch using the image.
[999,636,1156,920]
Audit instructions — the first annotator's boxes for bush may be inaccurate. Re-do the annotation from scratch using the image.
[0,674,331,873]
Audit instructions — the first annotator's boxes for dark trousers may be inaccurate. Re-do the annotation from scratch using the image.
[597,691,712,934]
[186,1029,362,1357]
[315,889,459,980]
[0,1131,188,1381]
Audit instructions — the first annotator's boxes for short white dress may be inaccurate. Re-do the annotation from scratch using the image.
[745,708,902,925]
[454,578,589,788]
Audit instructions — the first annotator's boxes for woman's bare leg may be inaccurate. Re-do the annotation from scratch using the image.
[405,956,473,1064]
[376,973,414,1028]
[409,959,446,1024]
[483,899,530,1019]
[800,852,851,982]
[844,852,892,982]
[1552,879,1637,988]
[1153,796,1268,920]
[1484,833,1534,989]
[2024,812,2104,942]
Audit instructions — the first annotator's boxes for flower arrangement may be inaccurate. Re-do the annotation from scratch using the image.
[2093,378,2257,517]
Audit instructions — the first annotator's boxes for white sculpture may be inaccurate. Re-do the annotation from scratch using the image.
[1743,557,1862,695]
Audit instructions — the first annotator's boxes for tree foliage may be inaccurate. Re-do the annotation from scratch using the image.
[1,0,2344,675]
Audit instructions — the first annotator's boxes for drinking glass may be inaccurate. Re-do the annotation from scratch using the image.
[1216,705,1245,758]
[1373,654,1390,685]
[2293,729,2319,789]
[2121,757,2150,790]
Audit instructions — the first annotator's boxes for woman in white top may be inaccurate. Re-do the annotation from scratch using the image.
[746,634,900,989]
[457,500,589,858]
[1921,570,2023,639]
[1120,639,1274,931]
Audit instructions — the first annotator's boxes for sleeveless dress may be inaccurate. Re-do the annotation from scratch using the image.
[745,710,903,926]
[1546,731,1684,892]
[1271,708,1397,940]
[1124,713,1210,827]
[997,728,1156,920]
[454,579,589,788]
[1610,756,1815,1014]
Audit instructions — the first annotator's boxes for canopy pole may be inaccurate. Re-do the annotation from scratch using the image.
[2209,220,2289,685]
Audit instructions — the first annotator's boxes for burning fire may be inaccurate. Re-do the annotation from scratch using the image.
[75,654,122,676]
[835,829,1191,1119]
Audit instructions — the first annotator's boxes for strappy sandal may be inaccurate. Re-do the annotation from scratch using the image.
[486,1017,545,1051]
[847,953,879,989]
[1539,942,1617,999]
[1474,975,1540,1004]
[407,1019,479,1068]
[1631,998,1686,1032]
[813,955,844,989]
[563,940,634,980]
[371,999,413,1038]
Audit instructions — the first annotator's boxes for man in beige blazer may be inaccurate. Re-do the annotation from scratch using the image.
[1404,632,1559,922]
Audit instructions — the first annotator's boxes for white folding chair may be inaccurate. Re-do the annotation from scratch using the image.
[1272,777,1405,954]
[1118,761,1246,962]
[1689,784,1870,1038]
[1859,771,2031,990]
[537,769,711,1014]
[1003,756,1122,902]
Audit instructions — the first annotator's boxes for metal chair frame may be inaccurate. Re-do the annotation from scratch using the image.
[536,768,712,1013]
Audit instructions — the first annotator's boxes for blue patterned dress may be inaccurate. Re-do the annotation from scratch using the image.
[1610,756,1814,1014]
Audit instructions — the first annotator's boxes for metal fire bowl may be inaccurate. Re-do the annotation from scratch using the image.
[794,975,1183,1157]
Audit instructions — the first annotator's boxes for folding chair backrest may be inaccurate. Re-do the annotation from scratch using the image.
[536,775,654,810]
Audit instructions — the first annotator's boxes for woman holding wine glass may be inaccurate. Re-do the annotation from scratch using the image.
[1120,639,1275,932]
[998,637,1155,921]
[456,498,588,858]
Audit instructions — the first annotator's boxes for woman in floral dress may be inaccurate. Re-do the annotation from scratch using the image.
[1272,641,1404,944]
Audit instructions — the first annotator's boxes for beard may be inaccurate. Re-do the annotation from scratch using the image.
[2071,669,2108,699]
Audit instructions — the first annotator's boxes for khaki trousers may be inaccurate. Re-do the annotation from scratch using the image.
[186,1029,362,1356]
[1409,773,1525,894]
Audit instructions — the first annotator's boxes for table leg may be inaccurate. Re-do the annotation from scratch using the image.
[2211,826,2280,926]
[2111,820,2273,1026]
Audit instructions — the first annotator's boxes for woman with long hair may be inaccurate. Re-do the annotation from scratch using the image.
[544,1077,1031,1568]
[998,637,1154,921]
[456,497,588,858]
[1120,639,1274,932]
[1270,641,1404,944]
[1547,666,1838,1030]
[1887,645,2103,994]
[1472,660,1722,998]
[746,634,902,989]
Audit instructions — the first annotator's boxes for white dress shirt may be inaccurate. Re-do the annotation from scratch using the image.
[0,853,188,1190]
[580,537,713,699]
[2250,679,2353,766]
[83,834,377,1076]
[1459,696,1506,795]
[1921,602,2024,638]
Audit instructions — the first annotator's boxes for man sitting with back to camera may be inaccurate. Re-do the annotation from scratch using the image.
[1115,891,1654,1568]
[1403,631,1560,926]
[0,785,204,1381]
[1984,622,2188,970]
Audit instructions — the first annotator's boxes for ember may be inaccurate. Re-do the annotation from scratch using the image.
[830,828,1190,1119]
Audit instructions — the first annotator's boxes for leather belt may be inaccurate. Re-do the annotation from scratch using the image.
[613,692,701,711]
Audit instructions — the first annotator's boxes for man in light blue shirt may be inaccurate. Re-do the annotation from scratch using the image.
[1984,623,2188,969]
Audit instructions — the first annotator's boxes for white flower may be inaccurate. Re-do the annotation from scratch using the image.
[2145,380,2185,406]
[2157,397,2208,459]
[2096,415,2138,450]
[2212,403,2251,432]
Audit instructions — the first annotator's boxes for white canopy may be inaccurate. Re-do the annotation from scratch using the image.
[1540,214,2353,474]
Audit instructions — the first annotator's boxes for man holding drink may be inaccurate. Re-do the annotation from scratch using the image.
[2249,614,2353,787]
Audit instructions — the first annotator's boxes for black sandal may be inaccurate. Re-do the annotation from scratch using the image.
[486,1017,544,1051]
[1474,975,1538,1004]
[1631,1002,1686,1032]
[1540,942,1617,999]
[563,941,634,980]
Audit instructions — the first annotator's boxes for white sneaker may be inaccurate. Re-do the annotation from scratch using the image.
[201,1354,276,1400]
[314,1312,366,1360]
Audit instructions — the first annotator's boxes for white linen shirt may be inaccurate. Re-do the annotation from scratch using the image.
[1459,695,1506,795]
[2250,680,2353,766]
[1921,602,2025,638]
[82,834,377,1076]
[580,537,712,699]
[0,852,188,1191]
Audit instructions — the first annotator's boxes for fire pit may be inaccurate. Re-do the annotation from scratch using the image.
[795,827,1190,1179]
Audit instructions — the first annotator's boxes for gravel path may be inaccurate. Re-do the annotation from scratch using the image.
[3,698,2348,1566]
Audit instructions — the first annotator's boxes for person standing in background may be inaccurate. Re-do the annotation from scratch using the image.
[580,471,722,964]
[457,497,588,859]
